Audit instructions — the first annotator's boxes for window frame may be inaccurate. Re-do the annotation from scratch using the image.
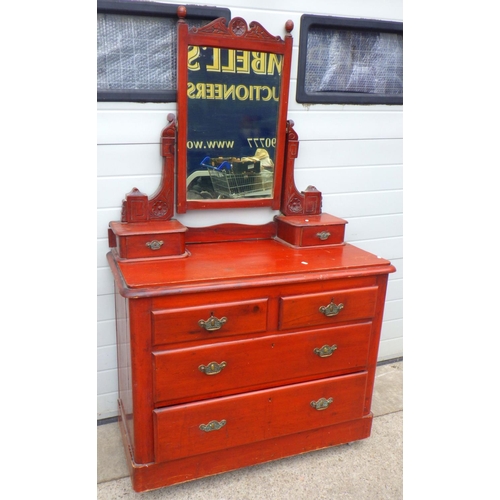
[97,0,231,102]
[296,14,403,105]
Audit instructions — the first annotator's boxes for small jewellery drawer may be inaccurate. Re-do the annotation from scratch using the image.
[109,220,187,259]
[279,286,378,331]
[153,322,372,404]
[300,224,345,246]
[152,298,268,346]
[275,214,347,247]
[154,371,367,462]
[117,232,185,259]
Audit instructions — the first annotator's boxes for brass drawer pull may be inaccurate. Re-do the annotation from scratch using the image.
[146,240,164,250]
[313,344,338,358]
[310,397,333,411]
[198,312,227,332]
[319,299,344,317]
[316,231,331,241]
[199,419,227,432]
[199,361,227,375]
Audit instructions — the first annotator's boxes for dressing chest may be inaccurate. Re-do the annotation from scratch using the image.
[107,10,395,492]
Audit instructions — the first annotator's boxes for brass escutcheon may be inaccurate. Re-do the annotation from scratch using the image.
[313,344,338,358]
[198,313,228,332]
[199,419,227,432]
[146,240,164,250]
[319,299,344,317]
[310,397,333,410]
[316,231,331,241]
[199,361,227,375]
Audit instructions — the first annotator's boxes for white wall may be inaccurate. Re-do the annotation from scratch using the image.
[97,0,403,420]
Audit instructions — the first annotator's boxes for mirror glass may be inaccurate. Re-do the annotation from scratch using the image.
[185,46,282,202]
[176,15,293,212]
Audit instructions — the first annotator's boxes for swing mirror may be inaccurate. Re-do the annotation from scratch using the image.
[176,8,293,212]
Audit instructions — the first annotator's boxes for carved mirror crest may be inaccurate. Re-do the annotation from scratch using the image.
[176,8,294,213]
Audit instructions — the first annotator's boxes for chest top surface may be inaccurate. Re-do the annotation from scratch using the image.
[108,239,394,296]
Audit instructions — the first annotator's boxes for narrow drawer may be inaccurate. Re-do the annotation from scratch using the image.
[118,232,185,259]
[300,224,346,246]
[110,220,187,259]
[152,298,268,346]
[279,286,378,331]
[154,371,367,462]
[153,322,372,404]
[275,214,347,247]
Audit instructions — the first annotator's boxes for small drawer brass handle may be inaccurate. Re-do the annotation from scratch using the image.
[145,240,164,250]
[319,299,344,317]
[310,397,333,411]
[198,313,227,332]
[314,344,338,358]
[199,419,226,432]
[199,361,227,375]
[316,231,331,241]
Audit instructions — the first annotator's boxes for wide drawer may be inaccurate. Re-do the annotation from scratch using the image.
[154,371,368,462]
[152,298,269,346]
[153,322,372,404]
[279,286,378,331]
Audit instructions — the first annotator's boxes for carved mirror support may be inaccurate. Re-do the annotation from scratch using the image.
[121,114,176,223]
[281,120,322,216]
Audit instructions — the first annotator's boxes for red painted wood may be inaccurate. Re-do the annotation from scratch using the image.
[148,275,379,312]
[301,224,344,246]
[185,222,276,244]
[110,220,187,236]
[120,115,177,222]
[150,113,176,220]
[175,15,189,214]
[127,298,155,464]
[276,213,347,228]
[109,220,187,259]
[153,323,372,406]
[280,121,323,215]
[154,372,367,462]
[152,298,269,346]
[126,415,372,492]
[109,239,394,296]
[110,233,394,490]
[107,13,396,492]
[279,286,379,330]
[119,233,185,260]
[275,213,347,247]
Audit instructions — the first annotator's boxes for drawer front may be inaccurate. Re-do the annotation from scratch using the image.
[119,233,185,259]
[300,224,345,246]
[275,214,347,247]
[154,371,367,462]
[153,322,372,404]
[152,298,269,346]
[279,286,378,331]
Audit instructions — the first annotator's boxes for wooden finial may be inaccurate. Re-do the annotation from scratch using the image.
[285,20,294,34]
[177,6,187,19]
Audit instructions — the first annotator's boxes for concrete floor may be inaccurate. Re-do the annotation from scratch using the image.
[97,361,403,499]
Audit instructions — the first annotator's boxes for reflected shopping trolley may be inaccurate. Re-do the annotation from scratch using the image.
[200,156,273,199]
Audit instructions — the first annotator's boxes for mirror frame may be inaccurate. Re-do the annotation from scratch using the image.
[175,7,294,213]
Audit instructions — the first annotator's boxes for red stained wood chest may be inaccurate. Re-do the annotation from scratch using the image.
[107,233,395,492]
[105,12,395,491]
